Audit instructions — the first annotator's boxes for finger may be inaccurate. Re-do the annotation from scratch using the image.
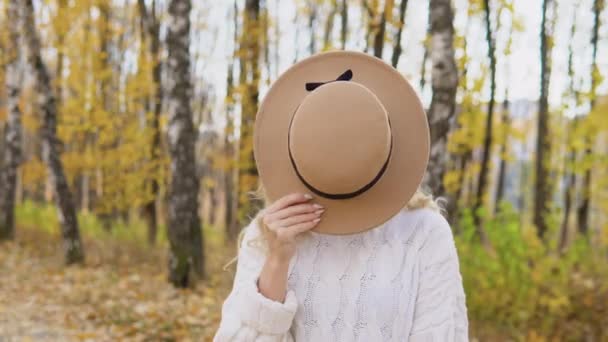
[270,203,323,221]
[286,218,321,236]
[266,193,313,214]
[277,211,323,227]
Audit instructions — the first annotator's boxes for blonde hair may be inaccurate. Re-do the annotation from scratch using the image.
[403,186,446,214]
[223,185,444,270]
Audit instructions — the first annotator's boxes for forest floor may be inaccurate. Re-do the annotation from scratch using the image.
[1,221,574,342]
[0,226,235,341]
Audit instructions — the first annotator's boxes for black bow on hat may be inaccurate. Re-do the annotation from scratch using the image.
[305,69,353,91]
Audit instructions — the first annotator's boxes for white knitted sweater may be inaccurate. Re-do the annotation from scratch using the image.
[214,208,469,341]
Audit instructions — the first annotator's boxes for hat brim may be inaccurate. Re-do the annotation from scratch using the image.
[254,51,429,235]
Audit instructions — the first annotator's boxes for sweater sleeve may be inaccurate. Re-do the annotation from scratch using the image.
[409,213,469,342]
[213,219,298,342]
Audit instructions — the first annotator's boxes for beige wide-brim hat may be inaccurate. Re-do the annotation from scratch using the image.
[254,51,429,235]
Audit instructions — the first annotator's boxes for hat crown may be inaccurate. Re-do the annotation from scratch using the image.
[255,51,429,234]
[289,81,392,196]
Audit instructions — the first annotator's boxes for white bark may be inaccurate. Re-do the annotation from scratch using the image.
[425,0,459,198]
[166,0,204,287]
[0,0,23,240]
[21,0,84,263]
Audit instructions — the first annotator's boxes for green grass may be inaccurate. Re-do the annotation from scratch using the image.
[15,199,227,250]
[15,200,173,246]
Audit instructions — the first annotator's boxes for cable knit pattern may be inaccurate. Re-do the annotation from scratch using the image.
[214,208,469,341]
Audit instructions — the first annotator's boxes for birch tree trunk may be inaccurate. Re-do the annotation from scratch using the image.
[21,0,85,264]
[425,0,458,199]
[0,0,23,241]
[533,0,554,239]
[165,0,204,286]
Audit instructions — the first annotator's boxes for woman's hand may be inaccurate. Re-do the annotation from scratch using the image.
[257,193,323,303]
[261,193,324,262]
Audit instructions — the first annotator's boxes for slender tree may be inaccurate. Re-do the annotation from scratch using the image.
[340,0,348,49]
[89,0,113,214]
[165,0,204,286]
[447,13,473,224]
[294,4,301,63]
[0,0,23,241]
[323,0,339,50]
[308,0,318,55]
[373,0,394,59]
[559,127,577,250]
[21,0,84,263]
[94,1,113,222]
[533,0,555,239]
[225,0,239,240]
[53,0,67,106]
[262,3,271,78]
[472,0,497,236]
[419,7,431,98]
[495,2,515,210]
[495,97,510,207]
[273,0,280,78]
[237,0,264,227]
[361,0,377,53]
[576,0,603,236]
[559,6,580,251]
[391,0,409,68]
[426,0,459,200]
[137,0,163,245]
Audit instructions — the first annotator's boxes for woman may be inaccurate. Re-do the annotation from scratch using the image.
[214,51,468,341]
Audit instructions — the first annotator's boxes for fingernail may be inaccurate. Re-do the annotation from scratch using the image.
[313,218,321,223]
[304,194,313,199]
[315,209,325,215]
[313,204,324,209]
